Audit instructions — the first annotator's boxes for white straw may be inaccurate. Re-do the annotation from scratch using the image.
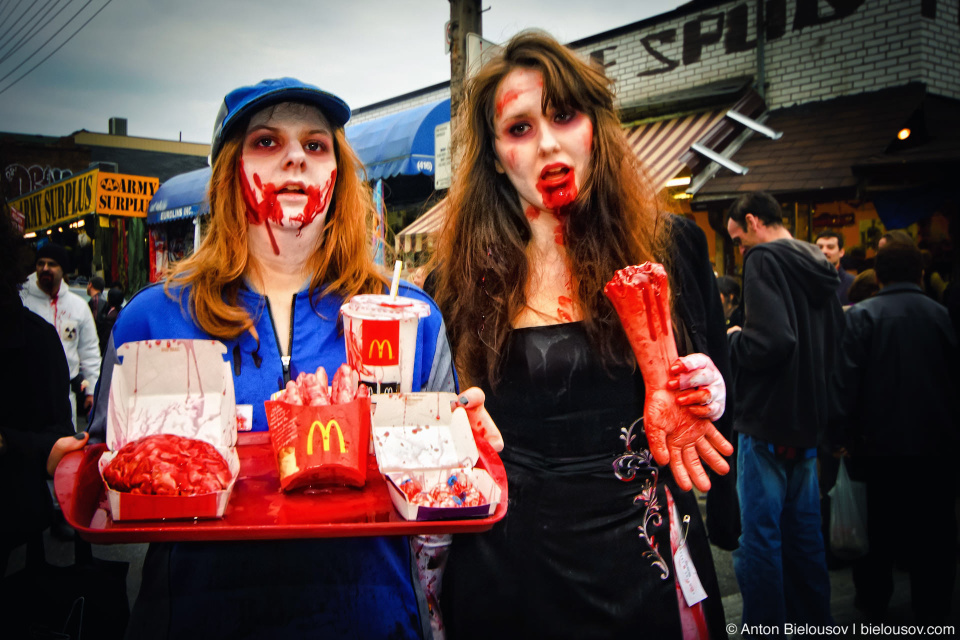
[389,260,402,298]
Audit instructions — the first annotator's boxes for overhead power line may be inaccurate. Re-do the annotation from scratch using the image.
[0,0,113,98]
[0,0,21,30]
[0,0,67,63]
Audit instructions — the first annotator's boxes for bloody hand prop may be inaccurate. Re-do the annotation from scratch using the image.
[604,263,733,491]
[278,364,368,406]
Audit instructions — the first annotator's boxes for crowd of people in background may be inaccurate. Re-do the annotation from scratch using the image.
[720,192,959,632]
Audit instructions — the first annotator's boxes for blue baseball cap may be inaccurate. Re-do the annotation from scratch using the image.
[210,77,351,162]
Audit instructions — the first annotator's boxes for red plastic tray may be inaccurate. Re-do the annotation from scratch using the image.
[54,431,508,543]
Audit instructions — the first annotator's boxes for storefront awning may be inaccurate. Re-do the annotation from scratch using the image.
[625,110,728,190]
[345,98,450,180]
[397,199,446,253]
[624,88,777,194]
[146,166,211,224]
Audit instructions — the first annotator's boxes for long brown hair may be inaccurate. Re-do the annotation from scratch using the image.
[432,31,671,386]
[165,112,386,341]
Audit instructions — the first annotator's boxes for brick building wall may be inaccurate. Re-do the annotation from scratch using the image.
[577,0,959,112]
[917,0,960,98]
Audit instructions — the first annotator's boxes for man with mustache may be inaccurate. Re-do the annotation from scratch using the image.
[20,243,101,428]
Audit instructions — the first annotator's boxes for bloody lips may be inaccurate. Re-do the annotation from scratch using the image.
[536,163,577,211]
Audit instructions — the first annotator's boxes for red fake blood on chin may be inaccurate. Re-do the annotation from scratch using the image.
[536,167,578,212]
[290,169,337,231]
[240,159,282,255]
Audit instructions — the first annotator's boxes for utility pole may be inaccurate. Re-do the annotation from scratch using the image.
[448,0,482,142]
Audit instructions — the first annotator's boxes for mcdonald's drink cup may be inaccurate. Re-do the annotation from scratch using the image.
[341,294,431,394]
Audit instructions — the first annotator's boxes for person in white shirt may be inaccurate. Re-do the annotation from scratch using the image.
[20,243,100,428]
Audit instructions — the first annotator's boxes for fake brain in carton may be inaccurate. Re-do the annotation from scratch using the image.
[103,433,231,496]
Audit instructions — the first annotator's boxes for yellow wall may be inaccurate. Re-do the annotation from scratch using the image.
[811,200,885,254]
[73,131,209,157]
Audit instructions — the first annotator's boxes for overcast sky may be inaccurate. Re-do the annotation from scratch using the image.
[0,0,683,144]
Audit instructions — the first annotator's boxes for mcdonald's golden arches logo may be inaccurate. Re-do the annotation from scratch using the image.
[307,419,347,454]
[368,339,393,361]
[362,320,399,365]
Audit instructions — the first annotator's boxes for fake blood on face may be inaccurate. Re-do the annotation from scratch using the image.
[289,169,336,229]
[536,165,578,212]
[496,88,524,118]
[240,158,336,256]
[495,74,541,118]
[240,165,281,255]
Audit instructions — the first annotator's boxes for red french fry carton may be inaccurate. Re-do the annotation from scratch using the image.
[371,392,501,521]
[265,395,371,491]
[98,340,240,521]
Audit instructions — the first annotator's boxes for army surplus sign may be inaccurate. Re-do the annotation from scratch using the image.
[13,168,159,234]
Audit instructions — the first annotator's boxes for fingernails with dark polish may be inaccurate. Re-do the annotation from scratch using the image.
[73,431,87,439]
[458,395,469,405]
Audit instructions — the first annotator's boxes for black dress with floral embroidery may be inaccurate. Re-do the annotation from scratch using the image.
[441,322,728,639]
[441,216,734,639]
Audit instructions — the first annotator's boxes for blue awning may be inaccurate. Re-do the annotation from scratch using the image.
[872,185,952,229]
[146,166,211,224]
[345,98,450,180]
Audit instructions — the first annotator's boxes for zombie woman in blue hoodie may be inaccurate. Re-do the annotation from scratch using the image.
[88,78,497,639]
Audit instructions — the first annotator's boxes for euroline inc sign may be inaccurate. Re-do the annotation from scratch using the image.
[12,168,160,234]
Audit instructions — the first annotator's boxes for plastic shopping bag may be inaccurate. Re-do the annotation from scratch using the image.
[828,458,869,559]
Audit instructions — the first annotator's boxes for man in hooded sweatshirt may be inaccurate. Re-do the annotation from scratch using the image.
[725,191,844,636]
[20,243,100,428]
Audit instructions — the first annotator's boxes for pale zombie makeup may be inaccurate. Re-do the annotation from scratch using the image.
[493,68,593,216]
[240,102,337,254]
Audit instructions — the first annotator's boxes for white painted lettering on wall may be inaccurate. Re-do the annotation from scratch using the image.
[4,163,74,197]
[592,0,868,78]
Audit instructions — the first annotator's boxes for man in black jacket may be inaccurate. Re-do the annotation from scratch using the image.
[726,191,843,634]
[833,241,959,623]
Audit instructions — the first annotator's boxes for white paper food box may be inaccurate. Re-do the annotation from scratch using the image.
[371,392,501,521]
[98,339,240,521]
